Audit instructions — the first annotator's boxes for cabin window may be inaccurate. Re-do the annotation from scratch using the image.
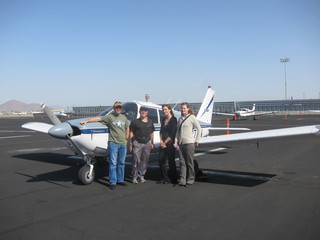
[145,108,159,124]
[159,110,165,122]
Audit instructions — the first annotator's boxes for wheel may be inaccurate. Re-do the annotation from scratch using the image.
[78,165,95,185]
[194,159,206,181]
[194,159,199,175]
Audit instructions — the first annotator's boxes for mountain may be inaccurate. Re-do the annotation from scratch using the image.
[0,100,42,112]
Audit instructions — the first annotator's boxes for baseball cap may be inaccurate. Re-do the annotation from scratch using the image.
[113,101,122,108]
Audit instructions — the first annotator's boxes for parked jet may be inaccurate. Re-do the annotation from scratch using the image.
[215,104,275,120]
[22,86,320,185]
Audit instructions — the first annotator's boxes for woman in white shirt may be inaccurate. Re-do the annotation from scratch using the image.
[174,102,201,186]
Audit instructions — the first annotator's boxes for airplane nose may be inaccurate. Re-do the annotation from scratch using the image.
[48,122,73,139]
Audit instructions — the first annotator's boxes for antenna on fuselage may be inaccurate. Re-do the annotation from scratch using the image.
[145,94,150,102]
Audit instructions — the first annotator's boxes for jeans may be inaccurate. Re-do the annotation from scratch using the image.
[108,141,127,185]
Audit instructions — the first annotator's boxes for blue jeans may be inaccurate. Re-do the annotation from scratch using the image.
[108,141,127,185]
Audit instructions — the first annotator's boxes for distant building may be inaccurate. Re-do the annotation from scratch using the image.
[72,99,320,117]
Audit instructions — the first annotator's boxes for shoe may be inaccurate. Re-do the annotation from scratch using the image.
[117,182,126,186]
[109,184,116,190]
[156,179,168,184]
[139,177,146,183]
[178,182,186,187]
[132,179,138,184]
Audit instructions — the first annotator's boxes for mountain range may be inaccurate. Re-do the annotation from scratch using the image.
[0,100,43,112]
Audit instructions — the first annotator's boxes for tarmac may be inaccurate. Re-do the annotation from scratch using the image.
[1,114,320,240]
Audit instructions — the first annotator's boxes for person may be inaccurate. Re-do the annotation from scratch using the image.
[174,102,201,186]
[80,101,129,190]
[129,107,155,184]
[158,104,178,184]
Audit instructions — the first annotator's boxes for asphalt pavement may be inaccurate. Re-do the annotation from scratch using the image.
[1,115,320,240]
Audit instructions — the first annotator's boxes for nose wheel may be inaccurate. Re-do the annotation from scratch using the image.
[78,164,95,185]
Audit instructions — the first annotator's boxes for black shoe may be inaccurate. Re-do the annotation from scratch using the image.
[178,182,186,187]
[109,184,116,190]
[117,182,126,186]
[157,179,168,184]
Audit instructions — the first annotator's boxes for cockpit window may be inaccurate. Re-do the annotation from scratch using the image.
[122,103,138,122]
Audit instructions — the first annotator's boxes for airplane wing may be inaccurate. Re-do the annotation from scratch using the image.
[22,122,54,134]
[200,124,320,144]
[213,112,235,116]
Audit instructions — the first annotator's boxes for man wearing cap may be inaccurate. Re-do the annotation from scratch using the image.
[129,107,155,184]
[80,102,129,190]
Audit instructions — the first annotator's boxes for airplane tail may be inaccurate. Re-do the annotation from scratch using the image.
[252,104,256,111]
[41,103,62,125]
[197,86,215,124]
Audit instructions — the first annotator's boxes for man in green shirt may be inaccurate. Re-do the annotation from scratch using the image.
[80,102,129,190]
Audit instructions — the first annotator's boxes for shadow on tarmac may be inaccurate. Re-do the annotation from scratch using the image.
[12,152,275,188]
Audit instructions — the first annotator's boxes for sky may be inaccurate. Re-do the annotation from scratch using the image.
[1,0,319,108]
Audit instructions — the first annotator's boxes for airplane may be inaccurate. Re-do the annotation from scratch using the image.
[22,86,320,185]
[214,103,275,120]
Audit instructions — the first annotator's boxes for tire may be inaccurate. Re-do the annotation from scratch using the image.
[78,165,95,185]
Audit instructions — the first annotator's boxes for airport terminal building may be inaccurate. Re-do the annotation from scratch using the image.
[72,99,320,117]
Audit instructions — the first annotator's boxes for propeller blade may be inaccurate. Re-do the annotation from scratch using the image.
[41,103,61,125]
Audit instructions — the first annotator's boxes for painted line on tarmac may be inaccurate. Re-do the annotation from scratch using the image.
[8,147,68,154]
[0,135,31,139]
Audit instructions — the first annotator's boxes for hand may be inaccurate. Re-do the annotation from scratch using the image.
[80,121,87,125]
[195,142,199,148]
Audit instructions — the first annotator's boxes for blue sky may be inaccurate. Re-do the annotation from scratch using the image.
[1,0,319,107]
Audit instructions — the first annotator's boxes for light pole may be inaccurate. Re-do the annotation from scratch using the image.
[280,57,290,100]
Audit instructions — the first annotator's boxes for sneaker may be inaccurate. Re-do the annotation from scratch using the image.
[132,179,138,184]
[117,182,126,186]
[178,182,186,187]
[139,177,146,183]
[109,184,116,190]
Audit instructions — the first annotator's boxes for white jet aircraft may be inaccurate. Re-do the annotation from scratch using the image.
[22,86,320,185]
[215,104,275,120]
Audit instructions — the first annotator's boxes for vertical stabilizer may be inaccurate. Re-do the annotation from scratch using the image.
[197,86,215,124]
[41,103,61,125]
[252,104,256,111]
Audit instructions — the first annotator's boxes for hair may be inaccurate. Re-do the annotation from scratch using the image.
[180,102,193,115]
[162,104,174,117]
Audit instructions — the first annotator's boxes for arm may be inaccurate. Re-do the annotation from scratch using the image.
[129,130,134,152]
[192,116,201,147]
[80,117,102,125]
[150,132,154,149]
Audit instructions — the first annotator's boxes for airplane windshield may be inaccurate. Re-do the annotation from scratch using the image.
[97,106,113,117]
[97,102,138,122]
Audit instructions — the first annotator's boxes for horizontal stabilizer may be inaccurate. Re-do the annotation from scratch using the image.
[22,122,53,133]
